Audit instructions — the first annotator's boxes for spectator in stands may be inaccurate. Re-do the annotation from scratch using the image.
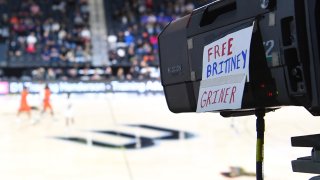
[26,32,37,54]
[68,68,78,80]
[80,26,91,42]
[65,48,75,64]
[127,58,141,80]
[91,68,103,81]
[50,47,60,65]
[105,66,113,80]
[41,45,50,61]
[30,2,40,15]
[46,68,56,81]
[31,67,45,80]
[59,46,69,65]
[117,67,125,80]
[0,13,9,43]
[74,45,85,63]
[9,39,22,57]
[79,67,90,81]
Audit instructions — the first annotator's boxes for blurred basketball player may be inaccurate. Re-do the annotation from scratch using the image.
[65,93,74,126]
[17,86,31,120]
[41,84,54,116]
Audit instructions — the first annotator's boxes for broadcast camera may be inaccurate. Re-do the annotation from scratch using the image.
[158,0,320,117]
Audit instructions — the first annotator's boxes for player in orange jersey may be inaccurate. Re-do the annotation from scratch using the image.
[17,86,31,119]
[41,84,54,116]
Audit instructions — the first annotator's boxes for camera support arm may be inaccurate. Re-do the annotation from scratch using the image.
[255,109,266,180]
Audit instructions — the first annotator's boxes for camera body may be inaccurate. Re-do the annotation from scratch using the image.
[158,0,320,116]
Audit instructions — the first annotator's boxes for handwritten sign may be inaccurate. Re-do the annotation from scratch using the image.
[197,25,254,112]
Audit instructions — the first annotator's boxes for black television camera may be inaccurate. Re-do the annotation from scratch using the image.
[158,0,320,117]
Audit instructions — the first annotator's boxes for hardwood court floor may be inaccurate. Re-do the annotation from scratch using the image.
[0,93,319,180]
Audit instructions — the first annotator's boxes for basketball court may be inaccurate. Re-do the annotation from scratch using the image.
[0,93,318,180]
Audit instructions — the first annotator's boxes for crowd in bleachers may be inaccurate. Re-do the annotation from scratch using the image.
[0,0,210,81]
[105,0,196,80]
[1,0,91,66]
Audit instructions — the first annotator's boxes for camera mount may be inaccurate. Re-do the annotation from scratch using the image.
[292,134,320,179]
[158,0,320,179]
[255,109,266,180]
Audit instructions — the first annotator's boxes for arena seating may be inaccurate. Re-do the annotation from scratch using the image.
[0,0,211,81]
[1,0,91,68]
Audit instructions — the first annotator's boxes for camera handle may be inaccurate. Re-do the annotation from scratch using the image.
[255,109,266,180]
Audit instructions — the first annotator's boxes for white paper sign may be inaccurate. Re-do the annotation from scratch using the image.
[197,25,254,112]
